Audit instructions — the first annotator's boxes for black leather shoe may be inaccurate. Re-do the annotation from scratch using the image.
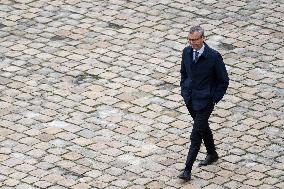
[178,169,191,181]
[198,153,219,167]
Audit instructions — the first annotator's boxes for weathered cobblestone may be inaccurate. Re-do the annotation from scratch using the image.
[0,0,283,188]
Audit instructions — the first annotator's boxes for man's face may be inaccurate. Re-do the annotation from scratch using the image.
[188,32,204,50]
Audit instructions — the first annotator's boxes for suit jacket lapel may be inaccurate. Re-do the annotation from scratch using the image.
[185,47,195,75]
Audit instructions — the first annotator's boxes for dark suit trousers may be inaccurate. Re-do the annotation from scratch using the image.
[185,101,216,171]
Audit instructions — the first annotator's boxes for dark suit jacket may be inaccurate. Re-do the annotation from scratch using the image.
[180,43,229,110]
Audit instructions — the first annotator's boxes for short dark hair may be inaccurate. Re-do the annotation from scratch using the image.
[189,26,205,37]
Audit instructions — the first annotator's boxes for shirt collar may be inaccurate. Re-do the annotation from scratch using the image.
[188,43,208,57]
[195,44,205,55]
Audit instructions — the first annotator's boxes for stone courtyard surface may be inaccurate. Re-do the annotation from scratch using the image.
[0,0,283,188]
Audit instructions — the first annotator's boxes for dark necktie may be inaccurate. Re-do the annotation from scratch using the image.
[193,50,199,63]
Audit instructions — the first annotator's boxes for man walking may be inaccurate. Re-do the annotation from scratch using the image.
[179,26,229,181]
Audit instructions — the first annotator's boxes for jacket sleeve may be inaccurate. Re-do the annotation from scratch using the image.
[180,49,187,87]
[212,53,229,103]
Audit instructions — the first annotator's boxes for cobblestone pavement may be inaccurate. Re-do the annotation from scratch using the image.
[0,0,283,188]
